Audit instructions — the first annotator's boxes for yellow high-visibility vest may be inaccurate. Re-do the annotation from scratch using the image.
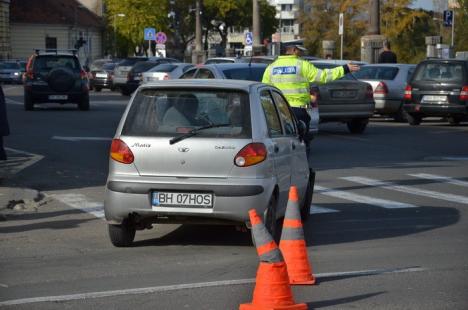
[262,55,345,108]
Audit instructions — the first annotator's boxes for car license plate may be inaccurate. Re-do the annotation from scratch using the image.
[48,95,68,100]
[152,192,213,208]
[96,73,107,78]
[422,95,447,102]
[332,90,356,98]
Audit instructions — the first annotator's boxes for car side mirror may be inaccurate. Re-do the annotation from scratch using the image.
[297,120,307,140]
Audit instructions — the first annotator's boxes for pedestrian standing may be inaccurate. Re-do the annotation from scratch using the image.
[262,45,360,157]
[378,41,397,63]
[0,85,9,160]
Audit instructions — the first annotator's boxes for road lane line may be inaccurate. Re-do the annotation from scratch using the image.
[309,205,339,214]
[0,267,425,306]
[342,176,468,205]
[52,193,104,219]
[315,185,418,209]
[408,173,468,188]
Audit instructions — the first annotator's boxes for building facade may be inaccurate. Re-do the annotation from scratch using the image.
[0,0,10,59]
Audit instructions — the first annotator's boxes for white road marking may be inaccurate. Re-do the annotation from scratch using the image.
[342,176,468,205]
[52,193,104,219]
[52,136,112,142]
[0,148,44,176]
[424,156,468,161]
[309,205,339,214]
[409,173,468,188]
[0,267,425,306]
[315,185,418,209]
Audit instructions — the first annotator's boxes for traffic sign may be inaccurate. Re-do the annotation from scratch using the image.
[245,32,253,46]
[156,32,167,44]
[144,28,156,40]
[443,10,453,27]
[338,13,344,35]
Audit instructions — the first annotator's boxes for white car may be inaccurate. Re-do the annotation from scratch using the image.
[141,63,193,84]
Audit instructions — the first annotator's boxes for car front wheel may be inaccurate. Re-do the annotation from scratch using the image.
[407,113,422,126]
[347,118,368,134]
[108,221,136,247]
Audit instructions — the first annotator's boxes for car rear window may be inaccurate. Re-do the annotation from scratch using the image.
[221,67,266,81]
[122,89,251,138]
[353,66,399,80]
[119,58,148,66]
[102,63,117,70]
[90,60,110,71]
[149,64,177,73]
[413,62,465,83]
[33,56,81,73]
[132,61,160,73]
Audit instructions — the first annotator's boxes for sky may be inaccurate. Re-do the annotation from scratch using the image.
[412,0,434,10]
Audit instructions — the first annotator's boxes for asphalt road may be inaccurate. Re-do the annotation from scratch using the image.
[1,85,467,309]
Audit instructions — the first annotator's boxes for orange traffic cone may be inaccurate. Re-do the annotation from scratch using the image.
[279,186,316,285]
[240,209,307,310]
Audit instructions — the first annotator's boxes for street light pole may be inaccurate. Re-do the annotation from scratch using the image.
[113,13,125,58]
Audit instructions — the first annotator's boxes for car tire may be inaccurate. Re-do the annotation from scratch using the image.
[94,86,102,92]
[347,118,368,134]
[108,221,136,247]
[447,116,462,125]
[24,91,34,111]
[263,192,282,243]
[393,106,408,122]
[407,113,422,126]
[78,93,90,111]
[301,170,315,223]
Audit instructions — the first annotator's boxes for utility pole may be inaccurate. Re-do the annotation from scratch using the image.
[360,0,386,63]
[252,0,263,55]
[192,0,204,64]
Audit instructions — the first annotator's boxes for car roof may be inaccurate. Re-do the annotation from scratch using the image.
[421,58,468,64]
[199,63,268,69]
[139,79,263,91]
[362,63,416,67]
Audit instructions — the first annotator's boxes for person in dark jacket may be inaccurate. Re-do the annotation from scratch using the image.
[0,85,10,160]
[378,41,397,63]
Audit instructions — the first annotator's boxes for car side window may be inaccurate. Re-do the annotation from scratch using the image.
[196,69,215,79]
[260,90,282,137]
[179,68,197,79]
[271,91,296,135]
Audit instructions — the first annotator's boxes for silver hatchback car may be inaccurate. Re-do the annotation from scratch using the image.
[104,80,314,246]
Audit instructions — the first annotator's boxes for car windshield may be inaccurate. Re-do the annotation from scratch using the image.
[413,62,465,83]
[122,89,251,138]
[312,63,356,80]
[0,62,20,70]
[353,66,399,80]
[33,56,81,73]
[221,67,266,81]
[149,64,177,73]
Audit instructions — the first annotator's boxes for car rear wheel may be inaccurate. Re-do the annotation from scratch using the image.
[78,93,90,111]
[24,91,34,111]
[347,118,368,134]
[108,220,136,247]
[300,170,315,223]
[448,115,462,125]
[407,113,422,126]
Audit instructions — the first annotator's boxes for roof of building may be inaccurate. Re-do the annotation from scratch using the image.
[10,0,102,28]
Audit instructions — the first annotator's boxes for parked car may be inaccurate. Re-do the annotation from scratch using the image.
[141,63,194,84]
[89,62,117,92]
[180,63,319,136]
[403,58,468,125]
[125,60,180,95]
[354,63,416,121]
[204,57,246,64]
[0,60,24,84]
[23,49,89,110]
[112,57,149,92]
[104,80,314,246]
[309,60,375,133]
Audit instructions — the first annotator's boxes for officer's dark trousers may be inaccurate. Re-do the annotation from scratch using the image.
[291,107,312,160]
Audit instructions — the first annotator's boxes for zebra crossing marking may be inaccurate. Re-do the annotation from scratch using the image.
[341,176,468,205]
[408,173,468,188]
[52,193,105,219]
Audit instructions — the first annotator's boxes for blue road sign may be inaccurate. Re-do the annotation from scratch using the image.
[245,32,253,46]
[443,10,453,27]
[144,28,156,40]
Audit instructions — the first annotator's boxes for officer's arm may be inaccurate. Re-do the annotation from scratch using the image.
[304,61,348,84]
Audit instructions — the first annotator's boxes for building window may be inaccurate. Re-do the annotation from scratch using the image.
[45,37,57,50]
[281,4,293,11]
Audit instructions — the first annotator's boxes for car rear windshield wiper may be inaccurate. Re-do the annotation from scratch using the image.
[169,123,232,145]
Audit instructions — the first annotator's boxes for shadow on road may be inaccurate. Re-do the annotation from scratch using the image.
[306,291,385,309]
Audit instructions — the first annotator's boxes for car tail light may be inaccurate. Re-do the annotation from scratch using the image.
[404,84,412,101]
[110,139,134,164]
[374,81,388,95]
[460,86,468,101]
[25,56,34,79]
[80,69,87,80]
[234,143,267,167]
[366,84,373,99]
[309,86,320,106]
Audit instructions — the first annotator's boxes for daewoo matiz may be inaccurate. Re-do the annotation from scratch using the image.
[104,80,314,246]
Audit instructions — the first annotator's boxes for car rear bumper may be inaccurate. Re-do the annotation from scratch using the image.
[374,99,401,114]
[90,78,112,88]
[104,177,274,225]
[319,102,375,122]
[404,103,468,116]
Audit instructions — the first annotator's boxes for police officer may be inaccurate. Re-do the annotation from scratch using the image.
[262,45,360,157]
